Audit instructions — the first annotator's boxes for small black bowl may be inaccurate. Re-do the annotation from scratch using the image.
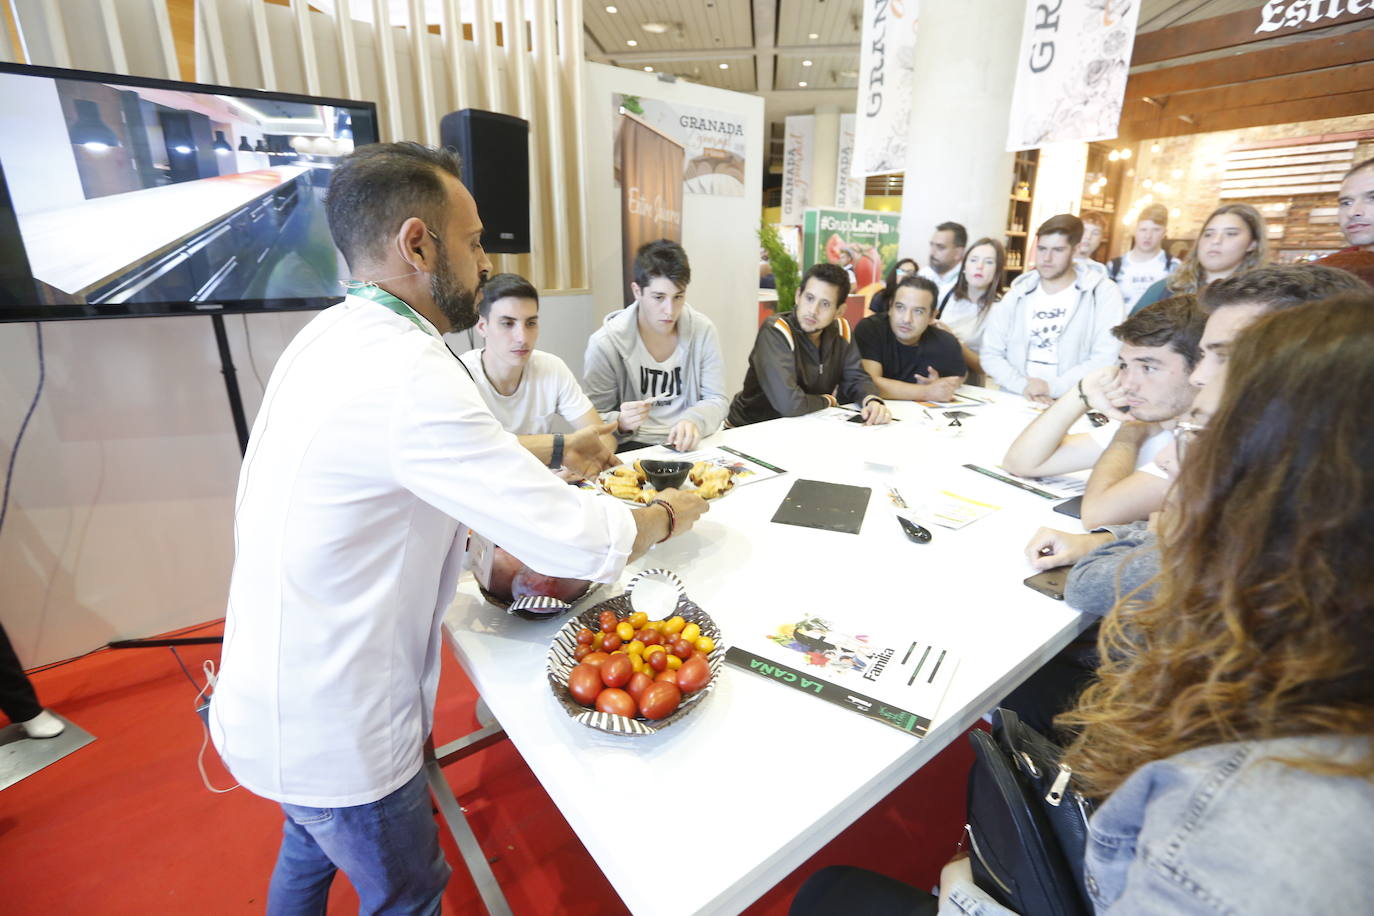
[639,459,692,490]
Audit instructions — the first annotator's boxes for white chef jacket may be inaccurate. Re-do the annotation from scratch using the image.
[209,293,636,807]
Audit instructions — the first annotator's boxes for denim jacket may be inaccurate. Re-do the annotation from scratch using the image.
[945,735,1374,914]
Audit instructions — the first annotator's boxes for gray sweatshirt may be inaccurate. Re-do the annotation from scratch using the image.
[1065,520,1160,618]
[582,302,729,444]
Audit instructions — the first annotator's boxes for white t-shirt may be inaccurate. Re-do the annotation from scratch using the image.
[939,295,989,353]
[627,335,693,442]
[1088,420,1172,478]
[920,264,960,306]
[1114,250,1174,313]
[210,296,635,808]
[1024,283,1079,381]
[458,349,594,435]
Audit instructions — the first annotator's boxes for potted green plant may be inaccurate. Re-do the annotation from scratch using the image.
[758,219,799,317]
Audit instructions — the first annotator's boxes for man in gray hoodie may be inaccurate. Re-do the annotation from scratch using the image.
[583,239,729,451]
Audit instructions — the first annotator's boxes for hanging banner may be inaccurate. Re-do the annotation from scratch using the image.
[853,0,920,177]
[835,114,865,210]
[612,93,747,196]
[1006,0,1142,151]
[781,114,815,226]
[618,113,684,304]
[801,207,902,295]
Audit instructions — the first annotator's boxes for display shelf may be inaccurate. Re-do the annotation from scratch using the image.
[1005,149,1039,281]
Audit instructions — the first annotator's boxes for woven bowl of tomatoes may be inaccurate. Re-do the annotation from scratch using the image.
[547,585,723,736]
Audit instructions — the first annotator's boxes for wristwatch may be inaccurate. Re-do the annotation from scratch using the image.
[548,433,564,469]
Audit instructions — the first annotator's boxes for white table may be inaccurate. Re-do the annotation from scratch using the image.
[441,390,1095,915]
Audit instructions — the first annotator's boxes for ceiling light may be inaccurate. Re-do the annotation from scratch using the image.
[802,59,813,67]
[838,68,858,79]
[626,39,637,46]
[799,81,808,87]
[808,32,819,39]
[1151,143,1161,153]
[605,5,617,12]
[643,66,653,72]
[719,63,729,69]
[1108,150,1120,162]
[1119,148,1132,160]
[641,21,670,33]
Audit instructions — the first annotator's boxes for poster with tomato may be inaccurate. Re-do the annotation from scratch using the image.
[801,208,903,299]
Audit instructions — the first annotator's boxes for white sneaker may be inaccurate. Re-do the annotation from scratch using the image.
[19,710,65,739]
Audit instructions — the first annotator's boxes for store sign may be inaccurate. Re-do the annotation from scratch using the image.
[781,115,815,226]
[1006,0,1142,151]
[1256,0,1374,34]
[612,94,748,197]
[853,0,919,176]
[835,114,866,210]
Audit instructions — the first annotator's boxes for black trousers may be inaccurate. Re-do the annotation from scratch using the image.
[0,622,43,723]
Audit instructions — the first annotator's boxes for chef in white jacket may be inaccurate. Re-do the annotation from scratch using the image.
[210,142,707,914]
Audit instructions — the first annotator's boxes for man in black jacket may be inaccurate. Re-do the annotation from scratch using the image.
[728,263,892,427]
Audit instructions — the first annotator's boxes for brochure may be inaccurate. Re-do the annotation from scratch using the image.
[725,614,959,737]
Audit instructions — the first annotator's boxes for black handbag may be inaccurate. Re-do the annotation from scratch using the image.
[965,708,1093,915]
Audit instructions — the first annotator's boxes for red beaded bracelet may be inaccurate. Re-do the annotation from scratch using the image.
[649,498,676,543]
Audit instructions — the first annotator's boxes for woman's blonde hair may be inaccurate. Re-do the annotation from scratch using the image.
[1166,203,1268,295]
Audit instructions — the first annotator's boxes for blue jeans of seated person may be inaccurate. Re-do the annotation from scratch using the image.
[267,766,450,915]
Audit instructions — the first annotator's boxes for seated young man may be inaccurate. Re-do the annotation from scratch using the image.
[727,263,892,427]
[854,275,967,402]
[459,273,616,476]
[1000,294,1205,528]
[583,239,729,452]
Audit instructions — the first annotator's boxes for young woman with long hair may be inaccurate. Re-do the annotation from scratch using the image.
[866,257,918,316]
[1131,203,1267,314]
[934,290,1374,914]
[937,238,1005,380]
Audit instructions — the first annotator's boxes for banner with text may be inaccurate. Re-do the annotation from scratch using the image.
[781,115,815,226]
[835,114,866,210]
[613,93,747,196]
[854,0,920,177]
[802,208,902,294]
[1006,0,1141,151]
[618,113,684,304]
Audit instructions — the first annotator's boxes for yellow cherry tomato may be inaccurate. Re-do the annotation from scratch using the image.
[616,621,635,642]
[628,611,648,629]
[627,640,645,656]
[664,616,686,636]
[591,632,605,650]
[681,622,700,643]
[666,654,683,670]
[646,620,665,632]
[629,653,645,674]
[695,636,715,654]
[643,644,666,658]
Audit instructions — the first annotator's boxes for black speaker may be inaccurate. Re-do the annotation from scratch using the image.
[440,109,530,254]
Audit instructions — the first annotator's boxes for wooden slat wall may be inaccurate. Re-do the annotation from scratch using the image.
[6,0,589,292]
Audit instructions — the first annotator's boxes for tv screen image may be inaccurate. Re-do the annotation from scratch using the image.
[0,63,379,321]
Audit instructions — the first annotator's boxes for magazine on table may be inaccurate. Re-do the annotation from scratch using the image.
[725,614,959,736]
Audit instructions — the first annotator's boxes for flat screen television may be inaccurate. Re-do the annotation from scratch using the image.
[0,62,379,322]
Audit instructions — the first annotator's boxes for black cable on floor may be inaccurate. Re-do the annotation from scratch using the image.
[0,321,44,538]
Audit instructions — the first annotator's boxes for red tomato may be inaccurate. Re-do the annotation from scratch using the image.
[654,670,679,686]
[599,615,617,634]
[573,645,591,662]
[671,638,694,660]
[581,651,610,668]
[600,654,633,688]
[638,681,682,720]
[676,655,711,694]
[576,628,595,646]
[567,664,602,706]
[595,688,636,717]
[647,649,669,672]
[637,629,662,647]
[625,671,653,703]
[602,633,624,653]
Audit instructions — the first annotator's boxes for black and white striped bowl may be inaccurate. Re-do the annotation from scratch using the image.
[547,579,724,737]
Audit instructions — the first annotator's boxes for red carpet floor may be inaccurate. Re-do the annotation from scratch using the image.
[1,621,973,914]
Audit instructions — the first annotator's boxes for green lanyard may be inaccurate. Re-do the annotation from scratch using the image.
[348,284,435,337]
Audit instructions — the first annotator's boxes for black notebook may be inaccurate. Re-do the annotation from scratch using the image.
[770,479,872,535]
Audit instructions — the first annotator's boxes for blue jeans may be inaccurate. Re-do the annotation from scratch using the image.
[267,766,451,915]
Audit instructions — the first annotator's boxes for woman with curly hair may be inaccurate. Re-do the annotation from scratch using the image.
[1130,203,1267,314]
[935,290,1374,914]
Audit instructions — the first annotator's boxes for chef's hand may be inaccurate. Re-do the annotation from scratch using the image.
[563,420,619,479]
[617,399,652,432]
[655,487,709,538]
[665,419,701,452]
[861,398,892,426]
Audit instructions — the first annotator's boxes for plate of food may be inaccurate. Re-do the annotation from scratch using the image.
[594,460,736,505]
[547,569,724,736]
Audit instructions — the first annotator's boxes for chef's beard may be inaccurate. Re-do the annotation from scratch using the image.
[430,240,479,332]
